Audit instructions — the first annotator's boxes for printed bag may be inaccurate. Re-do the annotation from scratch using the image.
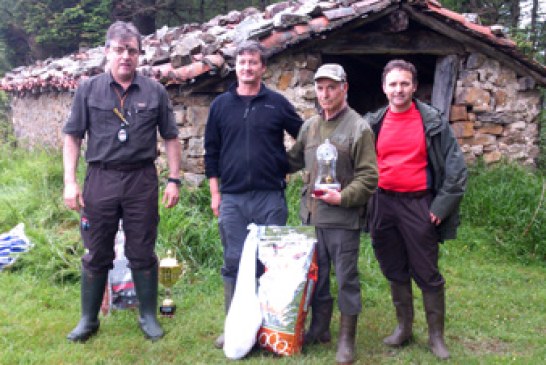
[256,226,317,356]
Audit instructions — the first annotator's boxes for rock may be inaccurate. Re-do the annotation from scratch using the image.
[466,53,486,69]
[483,151,502,164]
[455,87,490,109]
[186,106,210,127]
[494,68,516,87]
[459,70,479,86]
[471,133,496,146]
[470,144,483,155]
[493,90,508,107]
[477,123,503,135]
[187,137,205,157]
[475,112,512,125]
[178,126,204,140]
[451,121,474,138]
[183,172,206,187]
[450,104,468,121]
[277,71,293,90]
[517,76,536,91]
[170,33,205,68]
[507,121,526,131]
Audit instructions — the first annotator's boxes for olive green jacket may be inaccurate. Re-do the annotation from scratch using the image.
[288,107,378,230]
[365,99,467,241]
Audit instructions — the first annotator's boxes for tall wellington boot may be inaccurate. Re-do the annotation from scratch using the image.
[67,269,108,342]
[423,288,450,360]
[383,281,414,346]
[214,281,235,349]
[335,314,357,364]
[304,299,333,344]
[132,265,164,341]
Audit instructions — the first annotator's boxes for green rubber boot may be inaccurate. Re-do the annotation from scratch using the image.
[132,265,164,341]
[67,269,108,342]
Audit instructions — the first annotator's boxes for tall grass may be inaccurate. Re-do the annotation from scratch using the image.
[157,182,222,270]
[460,161,545,261]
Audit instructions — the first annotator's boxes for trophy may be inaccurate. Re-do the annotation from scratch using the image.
[158,250,183,317]
[313,139,341,196]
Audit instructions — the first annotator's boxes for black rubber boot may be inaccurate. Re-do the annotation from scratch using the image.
[304,299,333,345]
[423,288,450,360]
[214,281,235,349]
[335,314,357,364]
[383,281,414,346]
[132,265,164,341]
[67,269,108,342]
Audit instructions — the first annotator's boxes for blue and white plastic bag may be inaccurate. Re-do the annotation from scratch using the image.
[0,223,33,271]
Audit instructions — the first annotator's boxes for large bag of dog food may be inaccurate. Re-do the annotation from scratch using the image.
[256,226,317,356]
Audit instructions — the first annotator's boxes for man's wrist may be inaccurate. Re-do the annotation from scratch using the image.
[167,177,182,186]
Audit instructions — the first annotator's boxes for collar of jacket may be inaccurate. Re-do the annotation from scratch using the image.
[366,98,444,136]
[228,81,267,100]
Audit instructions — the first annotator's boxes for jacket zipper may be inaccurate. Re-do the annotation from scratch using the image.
[244,104,252,188]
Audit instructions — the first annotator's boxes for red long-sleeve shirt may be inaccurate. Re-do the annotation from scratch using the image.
[376,102,428,192]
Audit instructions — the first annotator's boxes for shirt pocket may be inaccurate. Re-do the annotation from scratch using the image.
[88,98,117,137]
[134,101,160,126]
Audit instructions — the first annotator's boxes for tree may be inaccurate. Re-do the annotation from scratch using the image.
[0,0,111,67]
[442,0,545,64]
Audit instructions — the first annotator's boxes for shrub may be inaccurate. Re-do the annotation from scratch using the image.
[460,161,545,261]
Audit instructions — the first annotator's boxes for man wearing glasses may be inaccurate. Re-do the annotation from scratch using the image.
[62,21,181,342]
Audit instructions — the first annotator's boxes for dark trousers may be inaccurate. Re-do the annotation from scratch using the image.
[80,164,159,273]
[218,190,288,282]
[314,227,361,315]
[368,190,445,291]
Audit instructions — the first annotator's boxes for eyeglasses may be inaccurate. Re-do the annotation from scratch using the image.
[109,46,141,57]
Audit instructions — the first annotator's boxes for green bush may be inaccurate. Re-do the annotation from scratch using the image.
[460,161,545,261]
[156,182,222,270]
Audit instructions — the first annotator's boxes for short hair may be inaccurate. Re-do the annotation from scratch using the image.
[235,40,267,65]
[382,59,418,85]
[105,21,142,51]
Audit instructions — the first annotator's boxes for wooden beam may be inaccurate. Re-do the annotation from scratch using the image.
[432,55,459,121]
[402,4,546,85]
[319,30,465,55]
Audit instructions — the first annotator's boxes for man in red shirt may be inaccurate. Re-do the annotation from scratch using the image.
[366,60,467,359]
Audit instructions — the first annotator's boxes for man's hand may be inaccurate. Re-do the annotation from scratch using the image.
[210,192,221,217]
[64,182,84,211]
[162,183,180,208]
[314,188,342,206]
[430,212,442,226]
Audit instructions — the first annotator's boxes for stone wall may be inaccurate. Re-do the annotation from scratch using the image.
[452,53,542,166]
[10,93,73,150]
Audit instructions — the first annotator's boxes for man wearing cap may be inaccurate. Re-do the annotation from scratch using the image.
[287,63,377,364]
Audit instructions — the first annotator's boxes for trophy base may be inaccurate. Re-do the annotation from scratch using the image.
[160,304,177,317]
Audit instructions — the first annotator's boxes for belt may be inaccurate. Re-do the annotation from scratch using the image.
[89,161,153,171]
[377,187,430,198]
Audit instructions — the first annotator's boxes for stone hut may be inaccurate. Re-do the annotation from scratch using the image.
[1,0,545,183]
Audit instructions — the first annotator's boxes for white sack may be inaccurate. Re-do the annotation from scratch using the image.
[223,224,263,359]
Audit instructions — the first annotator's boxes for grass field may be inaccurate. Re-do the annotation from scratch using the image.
[1,231,545,364]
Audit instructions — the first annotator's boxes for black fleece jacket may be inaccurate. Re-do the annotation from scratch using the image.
[204,83,303,193]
